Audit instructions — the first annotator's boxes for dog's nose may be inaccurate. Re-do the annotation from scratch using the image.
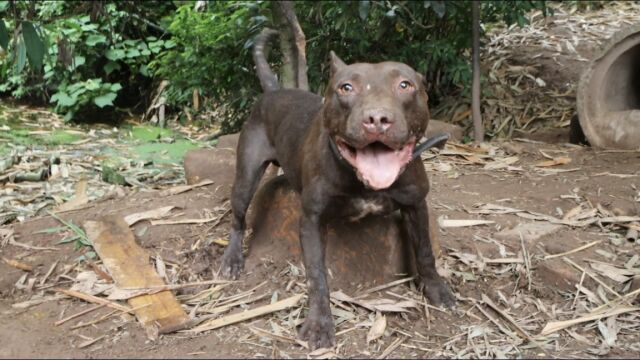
[363,109,394,133]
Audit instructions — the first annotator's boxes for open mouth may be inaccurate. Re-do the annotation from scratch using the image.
[335,137,415,190]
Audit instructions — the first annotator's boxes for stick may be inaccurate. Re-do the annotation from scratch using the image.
[78,334,106,349]
[70,303,151,330]
[55,288,132,313]
[474,304,519,341]
[188,293,304,333]
[355,277,414,299]
[377,336,406,359]
[589,288,640,314]
[481,295,550,356]
[543,240,601,260]
[248,326,309,349]
[539,306,639,336]
[40,260,59,286]
[519,232,531,291]
[562,257,624,301]
[55,304,106,326]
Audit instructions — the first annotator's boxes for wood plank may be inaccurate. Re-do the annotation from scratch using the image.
[83,215,189,336]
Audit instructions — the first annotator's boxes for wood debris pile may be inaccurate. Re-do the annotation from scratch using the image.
[433,1,640,138]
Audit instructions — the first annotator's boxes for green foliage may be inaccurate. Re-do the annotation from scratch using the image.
[150,1,548,133]
[0,1,175,121]
[1,0,549,132]
[150,1,268,133]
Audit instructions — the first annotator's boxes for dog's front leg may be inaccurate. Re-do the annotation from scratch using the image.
[297,191,335,350]
[401,199,456,307]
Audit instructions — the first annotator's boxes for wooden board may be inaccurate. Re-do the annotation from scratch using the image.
[84,215,189,337]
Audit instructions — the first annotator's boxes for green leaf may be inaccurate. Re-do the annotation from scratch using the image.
[73,55,86,68]
[431,1,446,18]
[358,1,370,21]
[0,20,9,50]
[103,60,121,75]
[126,48,141,58]
[85,34,106,46]
[84,79,100,91]
[93,92,117,108]
[110,83,122,92]
[51,92,76,107]
[15,39,27,73]
[21,21,46,71]
[105,49,125,60]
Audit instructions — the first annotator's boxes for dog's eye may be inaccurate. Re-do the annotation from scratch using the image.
[339,83,353,93]
[399,81,413,90]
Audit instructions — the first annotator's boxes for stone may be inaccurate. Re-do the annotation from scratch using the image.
[246,175,442,290]
[427,119,464,142]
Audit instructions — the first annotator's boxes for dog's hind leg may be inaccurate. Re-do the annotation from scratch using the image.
[221,121,275,279]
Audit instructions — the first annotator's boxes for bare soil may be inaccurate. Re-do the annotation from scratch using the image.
[1,129,639,358]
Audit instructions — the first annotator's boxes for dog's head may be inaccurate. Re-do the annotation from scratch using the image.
[323,52,430,190]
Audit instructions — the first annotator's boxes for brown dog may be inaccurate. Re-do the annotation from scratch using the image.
[221,29,455,349]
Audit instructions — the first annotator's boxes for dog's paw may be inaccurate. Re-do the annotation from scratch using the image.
[298,314,336,350]
[220,249,244,280]
[423,278,456,308]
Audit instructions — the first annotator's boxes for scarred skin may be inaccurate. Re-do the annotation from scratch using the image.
[220,32,455,349]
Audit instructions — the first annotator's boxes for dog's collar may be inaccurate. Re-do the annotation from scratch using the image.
[411,132,450,160]
[329,132,450,164]
[329,136,347,164]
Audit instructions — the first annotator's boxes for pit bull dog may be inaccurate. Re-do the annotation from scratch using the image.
[220,29,455,349]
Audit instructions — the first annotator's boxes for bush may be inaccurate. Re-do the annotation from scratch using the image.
[0,1,174,121]
[1,1,549,130]
[150,1,269,133]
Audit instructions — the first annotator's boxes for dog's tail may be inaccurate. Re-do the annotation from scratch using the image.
[253,28,279,93]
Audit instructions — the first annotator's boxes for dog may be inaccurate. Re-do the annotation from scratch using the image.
[220,29,455,349]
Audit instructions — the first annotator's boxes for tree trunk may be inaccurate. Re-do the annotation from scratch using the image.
[272,1,309,91]
[471,1,484,143]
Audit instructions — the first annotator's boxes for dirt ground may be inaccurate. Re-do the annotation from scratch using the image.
[1,126,639,358]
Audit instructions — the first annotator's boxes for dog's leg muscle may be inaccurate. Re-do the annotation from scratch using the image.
[401,200,455,307]
[297,188,336,350]
[221,122,274,279]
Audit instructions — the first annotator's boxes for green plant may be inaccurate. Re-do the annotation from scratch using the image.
[0,1,175,121]
[150,1,269,132]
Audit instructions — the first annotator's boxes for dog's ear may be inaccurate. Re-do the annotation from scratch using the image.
[329,51,346,75]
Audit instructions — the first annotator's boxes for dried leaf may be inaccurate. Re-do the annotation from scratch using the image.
[367,312,387,343]
[535,157,571,167]
[438,218,495,228]
[124,206,176,226]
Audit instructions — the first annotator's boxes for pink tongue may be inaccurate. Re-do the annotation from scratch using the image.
[354,145,407,190]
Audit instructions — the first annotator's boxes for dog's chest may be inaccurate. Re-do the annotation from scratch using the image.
[346,195,396,222]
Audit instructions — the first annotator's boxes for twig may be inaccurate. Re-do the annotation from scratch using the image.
[571,270,587,309]
[562,257,624,301]
[54,288,131,313]
[70,303,151,330]
[543,240,601,260]
[589,287,640,314]
[39,260,59,286]
[188,293,304,333]
[538,306,639,336]
[78,334,106,349]
[377,336,406,359]
[481,294,550,356]
[474,303,519,341]
[355,277,414,299]
[55,304,106,326]
[248,326,309,349]
[519,232,532,291]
